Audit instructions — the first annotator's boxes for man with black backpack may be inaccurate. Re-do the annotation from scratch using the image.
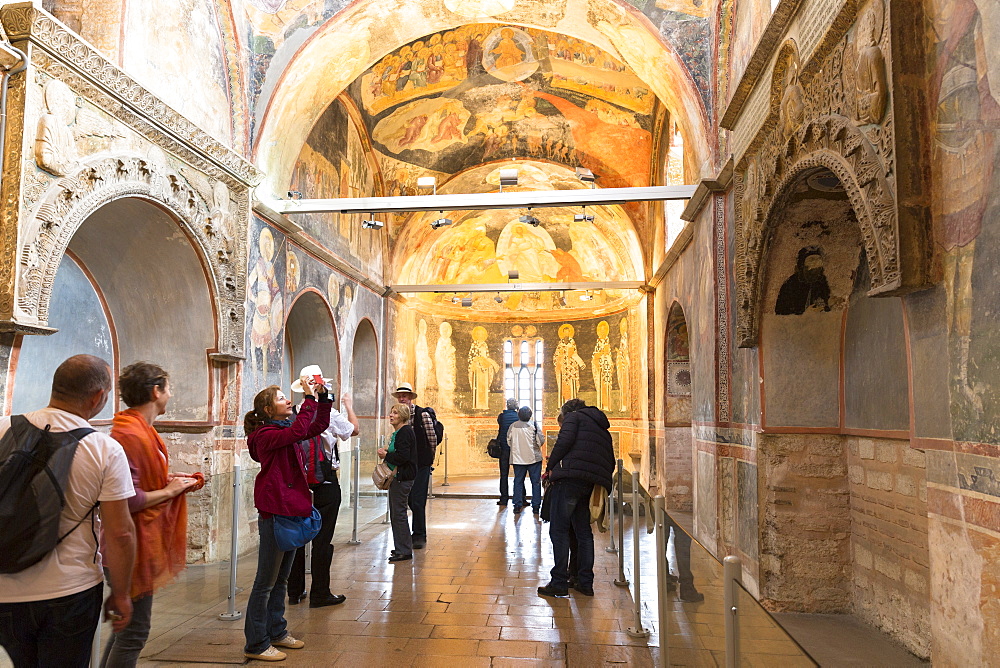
[391,383,440,550]
[0,355,137,667]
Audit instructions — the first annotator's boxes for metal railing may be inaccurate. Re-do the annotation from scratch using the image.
[608,460,817,668]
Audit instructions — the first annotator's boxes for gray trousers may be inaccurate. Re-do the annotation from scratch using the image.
[100,593,154,668]
[388,478,414,556]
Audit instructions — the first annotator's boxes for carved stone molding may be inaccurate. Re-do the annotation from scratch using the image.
[15,155,246,359]
[0,4,261,188]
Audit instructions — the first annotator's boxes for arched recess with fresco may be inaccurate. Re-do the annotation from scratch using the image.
[282,289,341,398]
[663,301,693,511]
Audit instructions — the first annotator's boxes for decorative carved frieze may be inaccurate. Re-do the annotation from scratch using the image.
[16,155,246,359]
[733,23,902,347]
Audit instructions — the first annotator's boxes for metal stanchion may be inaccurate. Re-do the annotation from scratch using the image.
[724,555,742,668]
[441,435,450,486]
[606,484,618,554]
[348,438,361,545]
[219,464,243,621]
[614,460,628,586]
[304,542,312,573]
[626,470,650,638]
[654,496,669,668]
[381,435,390,524]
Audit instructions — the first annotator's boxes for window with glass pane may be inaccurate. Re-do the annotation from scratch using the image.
[503,338,543,420]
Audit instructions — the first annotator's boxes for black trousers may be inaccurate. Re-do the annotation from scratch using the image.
[0,582,103,668]
[287,478,341,600]
[498,446,511,503]
[408,465,432,541]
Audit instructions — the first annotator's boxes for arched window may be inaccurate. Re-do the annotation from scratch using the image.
[504,337,544,419]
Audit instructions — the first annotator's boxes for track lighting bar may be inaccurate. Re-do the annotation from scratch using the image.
[270,185,696,215]
[391,281,644,293]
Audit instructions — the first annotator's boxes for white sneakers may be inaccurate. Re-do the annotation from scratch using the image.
[245,635,304,661]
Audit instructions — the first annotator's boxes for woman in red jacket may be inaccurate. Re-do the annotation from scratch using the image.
[242,378,331,662]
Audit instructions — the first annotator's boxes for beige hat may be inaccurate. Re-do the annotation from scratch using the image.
[392,382,417,399]
[291,364,333,393]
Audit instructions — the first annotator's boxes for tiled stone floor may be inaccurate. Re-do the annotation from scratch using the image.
[0,475,924,666]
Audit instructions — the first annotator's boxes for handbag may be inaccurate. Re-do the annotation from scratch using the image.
[487,438,501,459]
[272,506,322,552]
[372,461,396,490]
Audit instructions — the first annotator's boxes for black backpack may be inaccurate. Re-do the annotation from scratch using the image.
[422,406,445,445]
[0,415,96,574]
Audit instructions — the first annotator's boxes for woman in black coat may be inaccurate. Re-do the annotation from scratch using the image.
[377,403,417,562]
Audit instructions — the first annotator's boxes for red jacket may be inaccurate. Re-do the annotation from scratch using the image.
[248,398,331,517]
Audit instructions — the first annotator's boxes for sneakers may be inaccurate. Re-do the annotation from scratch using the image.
[244,646,287,661]
[537,584,570,598]
[271,634,304,649]
[309,594,346,608]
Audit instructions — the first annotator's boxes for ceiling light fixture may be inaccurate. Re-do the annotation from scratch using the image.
[519,209,541,227]
[579,290,594,302]
[461,297,473,307]
[417,176,437,195]
[286,190,303,200]
[361,213,384,229]
[574,206,594,222]
[494,293,504,304]
[575,166,596,185]
[498,168,518,193]
[507,269,519,281]
[431,211,453,229]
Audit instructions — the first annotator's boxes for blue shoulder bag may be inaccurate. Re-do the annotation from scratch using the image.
[272,506,322,552]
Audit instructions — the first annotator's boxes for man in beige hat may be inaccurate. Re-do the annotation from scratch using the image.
[287,365,359,608]
[391,383,439,549]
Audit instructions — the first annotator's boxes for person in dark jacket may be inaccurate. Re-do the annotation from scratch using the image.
[378,403,418,562]
[392,383,437,549]
[538,399,615,598]
[496,398,519,505]
[242,378,331,662]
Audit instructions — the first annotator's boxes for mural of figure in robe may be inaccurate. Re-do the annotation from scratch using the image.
[592,320,614,410]
[248,228,283,385]
[435,321,457,410]
[615,318,630,411]
[468,326,500,409]
[415,318,433,397]
[930,0,1000,412]
[553,323,585,404]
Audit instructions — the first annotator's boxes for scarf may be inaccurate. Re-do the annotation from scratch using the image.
[111,409,188,599]
[266,417,293,428]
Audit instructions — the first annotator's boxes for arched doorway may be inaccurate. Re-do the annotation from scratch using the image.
[350,318,380,497]
[755,167,928,654]
[663,302,693,512]
[283,290,341,397]
[12,197,215,421]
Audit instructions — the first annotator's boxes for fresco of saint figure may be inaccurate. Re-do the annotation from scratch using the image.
[468,326,500,409]
[415,318,433,397]
[616,318,630,411]
[248,228,283,384]
[553,323,586,404]
[592,321,614,411]
[436,321,457,410]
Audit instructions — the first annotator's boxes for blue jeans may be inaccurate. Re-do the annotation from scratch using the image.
[0,582,103,668]
[547,480,595,589]
[100,592,153,667]
[244,515,296,654]
[513,461,542,510]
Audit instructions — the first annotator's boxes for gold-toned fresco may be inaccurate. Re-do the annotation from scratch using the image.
[352,23,654,189]
[393,162,642,319]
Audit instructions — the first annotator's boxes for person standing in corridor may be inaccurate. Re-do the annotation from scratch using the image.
[391,383,438,550]
[496,398,519,506]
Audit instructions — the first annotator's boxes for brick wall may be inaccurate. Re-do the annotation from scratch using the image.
[847,437,930,658]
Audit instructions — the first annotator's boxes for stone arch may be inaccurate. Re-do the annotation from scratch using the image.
[252,0,710,198]
[283,288,342,395]
[735,114,900,347]
[662,299,693,510]
[15,154,246,360]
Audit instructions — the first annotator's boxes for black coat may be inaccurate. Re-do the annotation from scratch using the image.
[384,425,417,482]
[546,406,615,492]
[496,409,518,450]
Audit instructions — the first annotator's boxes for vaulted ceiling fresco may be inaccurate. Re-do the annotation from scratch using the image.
[345,24,654,189]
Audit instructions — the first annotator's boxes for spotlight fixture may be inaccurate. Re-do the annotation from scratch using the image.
[574,206,594,222]
[494,293,504,304]
[579,290,594,302]
[430,211,453,229]
[575,166,596,184]
[361,213,384,230]
[507,269,519,281]
[451,296,462,304]
[498,168,518,192]
[286,190,303,200]
[519,213,541,227]
[417,176,437,195]
[461,297,473,307]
